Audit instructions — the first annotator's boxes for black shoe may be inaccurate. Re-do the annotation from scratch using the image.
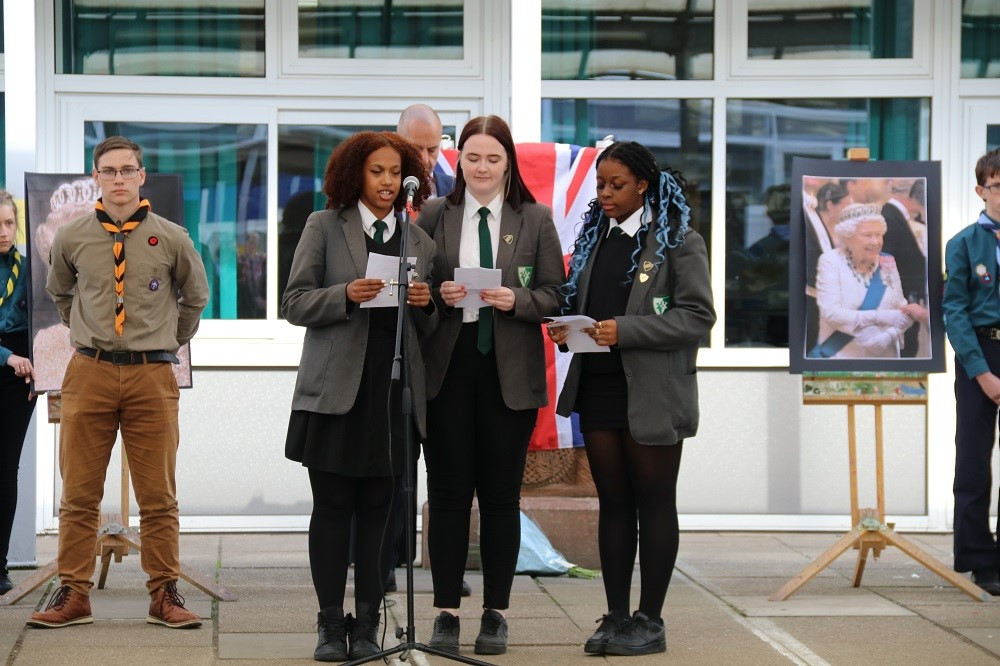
[474,609,508,655]
[0,574,13,597]
[428,611,460,655]
[385,569,397,593]
[461,580,472,597]
[604,611,666,656]
[972,568,1000,596]
[346,605,380,660]
[583,609,630,655]
[314,607,348,662]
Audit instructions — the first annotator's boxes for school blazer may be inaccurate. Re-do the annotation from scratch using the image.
[282,206,438,436]
[556,228,716,445]
[417,196,565,410]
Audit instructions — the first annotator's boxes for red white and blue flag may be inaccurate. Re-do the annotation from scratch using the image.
[441,143,600,450]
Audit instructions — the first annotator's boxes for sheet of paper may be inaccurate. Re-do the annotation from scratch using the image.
[453,267,502,310]
[361,252,417,308]
[544,315,609,353]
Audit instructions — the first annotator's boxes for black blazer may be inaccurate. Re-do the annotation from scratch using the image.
[417,196,565,410]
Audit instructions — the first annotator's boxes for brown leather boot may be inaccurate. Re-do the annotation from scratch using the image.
[27,585,93,628]
[147,581,202,629]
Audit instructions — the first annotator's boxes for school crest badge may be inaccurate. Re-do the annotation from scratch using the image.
[652,295,670,314]
[518,266,533,287]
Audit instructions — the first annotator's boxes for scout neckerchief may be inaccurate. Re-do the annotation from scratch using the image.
[976,212,1000,279]
[0,248,20,308]
[808,255,888,358]
[95,198,151,336]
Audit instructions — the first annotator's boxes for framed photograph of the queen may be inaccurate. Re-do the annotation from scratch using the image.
[788,157,945,373]
[24,173,193,391]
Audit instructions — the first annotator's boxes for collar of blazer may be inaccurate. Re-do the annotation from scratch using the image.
[339,205,419,279]
[440,198,525,280]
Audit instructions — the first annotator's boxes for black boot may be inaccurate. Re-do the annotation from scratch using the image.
[604,611,666,656]
[583,609,630,655]
[347,603,381,659]
[314,607,348,662]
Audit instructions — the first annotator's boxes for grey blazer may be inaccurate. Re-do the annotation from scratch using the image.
[282,206,438,437]
[417,196,565,410]
[556,228,716,445]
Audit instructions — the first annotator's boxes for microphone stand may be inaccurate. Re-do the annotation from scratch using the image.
[345,196,492,666]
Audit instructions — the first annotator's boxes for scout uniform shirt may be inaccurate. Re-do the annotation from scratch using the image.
[45,209,209,353]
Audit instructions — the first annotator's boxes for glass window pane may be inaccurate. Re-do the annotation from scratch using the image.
[298,1,463,60]
[0,95,5,188]
[541,98,713,253]
[1,3,4,54]
[962,4,1000,78]
[725,98,929,349]
[277,123,455,316]
[989,124,1000,151]
[541,1,713,80]
[85,122,268,320]
[747,1,913,60]
[57,1,265,76]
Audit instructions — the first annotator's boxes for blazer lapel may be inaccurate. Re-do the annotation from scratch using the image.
[443,200,464,280]
[625,232,662,314]
[496,202,524,277]
[341,206,368,278]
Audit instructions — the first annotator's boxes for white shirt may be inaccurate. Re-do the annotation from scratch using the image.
[607,206,644,238]
[459,191,502,323]
[357,201,397,242]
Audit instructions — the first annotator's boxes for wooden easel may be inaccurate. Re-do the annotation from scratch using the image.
[770,375,988,603]
[0,394,236,606]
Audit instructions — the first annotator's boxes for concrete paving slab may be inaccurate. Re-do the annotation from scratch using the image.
[696,575,861,597]
[0,631,18,659]
[84,594,212,621]
[906,603,1000,628]
[956,628,1000,658]
[22,620,211,647]
[11,644,215,665]
[802,640,998,665]
[218,567,314,588]
[725,593,915,617]
[218,632,314,659]
[218,587,317,633]
[875,585,989,606]
[220,534,310,568]
[772,615,966,643]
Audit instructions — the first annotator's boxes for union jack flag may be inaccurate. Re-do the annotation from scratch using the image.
[442,143,600,450]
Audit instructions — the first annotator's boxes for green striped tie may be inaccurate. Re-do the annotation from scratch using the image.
[477,207,493,354]
[0,249,19,308]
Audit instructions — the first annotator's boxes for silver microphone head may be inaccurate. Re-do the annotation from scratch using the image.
[402,176,421,195]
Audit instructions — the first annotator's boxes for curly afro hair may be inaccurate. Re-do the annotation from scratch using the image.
[322,131,432,212]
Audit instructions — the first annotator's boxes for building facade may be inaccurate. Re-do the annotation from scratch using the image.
[2,1,1000,541]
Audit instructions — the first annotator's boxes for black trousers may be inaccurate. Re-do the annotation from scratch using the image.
[425,324,537,609]
[0,331,36,573]
[953,342,1000,573]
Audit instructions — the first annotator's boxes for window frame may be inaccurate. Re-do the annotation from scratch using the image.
[728,0,934,80]
[279,0,484,78]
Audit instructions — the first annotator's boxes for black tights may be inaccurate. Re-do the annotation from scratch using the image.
[584,430,682,619]
[0,333,36,573]
[308,469,394,611]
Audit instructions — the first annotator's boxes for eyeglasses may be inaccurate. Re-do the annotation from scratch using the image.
[97,167,143,180]
[983,182,1000,194]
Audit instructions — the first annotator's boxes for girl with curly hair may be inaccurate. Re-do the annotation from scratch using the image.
[281,130,437,662]
[548,141,715,656]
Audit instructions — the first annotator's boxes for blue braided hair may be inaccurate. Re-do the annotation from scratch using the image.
[561,141,691,313]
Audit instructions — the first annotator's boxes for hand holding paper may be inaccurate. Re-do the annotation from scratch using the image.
[361,252,417,308]
[454,267,502,310]
[544,315,610,353]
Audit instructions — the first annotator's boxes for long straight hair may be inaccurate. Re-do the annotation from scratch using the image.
[446,115,536,209]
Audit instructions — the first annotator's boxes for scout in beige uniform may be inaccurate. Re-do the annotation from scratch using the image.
[28,136,209,630]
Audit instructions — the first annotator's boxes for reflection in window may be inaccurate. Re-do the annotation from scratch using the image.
[0,95,4,188]
[541,1,713,80]
[0,3,4,54]
[541,98,712,253]
[85,122,268,320]
[725,98,929,348]
[962,5,1000,77]
[989,125,1000,152]
[276,123,455,315]
[56,1,265,76]
[298,1,463,60]
[747,1,913,60]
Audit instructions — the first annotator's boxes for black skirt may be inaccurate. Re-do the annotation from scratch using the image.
[576,369,629,432]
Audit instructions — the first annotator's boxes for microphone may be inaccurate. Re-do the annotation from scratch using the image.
[402,176,420,208]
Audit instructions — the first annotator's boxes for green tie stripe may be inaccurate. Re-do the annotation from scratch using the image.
[610,225,625,237]
[0,249,20,308]
[373,220,387,245]
[477,206,494,354]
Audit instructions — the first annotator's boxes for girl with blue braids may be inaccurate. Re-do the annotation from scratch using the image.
[547,141,715,656]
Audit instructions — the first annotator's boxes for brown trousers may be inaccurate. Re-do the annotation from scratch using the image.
[57,353,181,594]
